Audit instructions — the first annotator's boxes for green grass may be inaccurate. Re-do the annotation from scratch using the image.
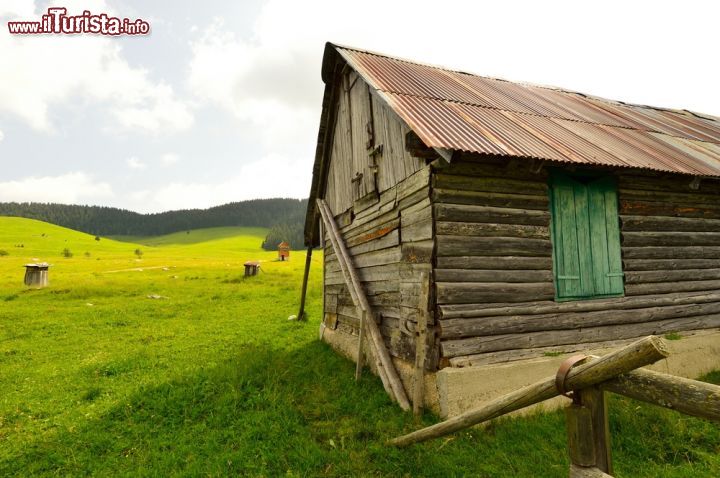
[1,216,719,477]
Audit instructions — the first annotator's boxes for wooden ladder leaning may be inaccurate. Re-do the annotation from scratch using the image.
[316,199,411,411]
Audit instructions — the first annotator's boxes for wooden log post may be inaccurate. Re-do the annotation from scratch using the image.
[413,272,430,417]
[600,368,720,422]
[566,387,612,475]
[297,246,313,321]
[317,199,412,411]
[317,200,386,392]
[389,336,668,447]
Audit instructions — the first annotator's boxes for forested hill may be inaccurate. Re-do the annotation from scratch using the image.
[0,199,307,248]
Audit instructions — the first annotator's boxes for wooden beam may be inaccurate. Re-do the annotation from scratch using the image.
[413,273,429,417]
[600,368,720,422]
[578,387,612,474]
[297,246,313,320]
[317,199,411,411]
[389,336,668,447]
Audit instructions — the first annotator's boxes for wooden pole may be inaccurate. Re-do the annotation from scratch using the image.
[355,310,366,381]
[577,387,612,474]
[413,272,429,417]
[600,368,720,422]
[317,199,411,411]
[317,201,386,391]
[297,246,313,321]
[389,336,668,447]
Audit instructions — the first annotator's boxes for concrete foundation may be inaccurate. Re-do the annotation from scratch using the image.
[321,324,720,419]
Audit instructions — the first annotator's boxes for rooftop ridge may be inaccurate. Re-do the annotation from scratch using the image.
[332,42,719,124]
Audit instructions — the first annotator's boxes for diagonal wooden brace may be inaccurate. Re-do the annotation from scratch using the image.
[316,199,411,411]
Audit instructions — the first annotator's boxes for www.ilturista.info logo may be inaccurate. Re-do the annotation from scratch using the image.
[7,7,150,35]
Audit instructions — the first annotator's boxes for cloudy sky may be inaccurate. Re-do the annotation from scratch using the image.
[1,0,718,213]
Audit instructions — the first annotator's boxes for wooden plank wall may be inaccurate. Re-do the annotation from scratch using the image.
[324,71,426,216]
[321,72,436,367]
[324,167,437,367]
[434,159,720,367]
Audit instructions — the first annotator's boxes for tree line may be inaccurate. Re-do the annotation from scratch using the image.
[0,199,308,250]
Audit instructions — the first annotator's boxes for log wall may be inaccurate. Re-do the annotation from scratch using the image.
[434,159,720,367]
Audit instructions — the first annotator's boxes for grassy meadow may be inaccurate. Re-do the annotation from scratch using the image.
[0,216,718,477]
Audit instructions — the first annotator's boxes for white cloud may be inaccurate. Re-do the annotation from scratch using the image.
[188,18,318,157]
[0,129,4,142]
[160,153,179,165]
[0,172,113,204]
[128,154,310,213]
[126,157,147,170]
[0,1,193,134]
[0,0,35,18]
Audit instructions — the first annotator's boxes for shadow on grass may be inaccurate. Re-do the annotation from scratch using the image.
[3,340,719,477]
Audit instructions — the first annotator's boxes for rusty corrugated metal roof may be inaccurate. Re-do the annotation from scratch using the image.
[334,45,720,177]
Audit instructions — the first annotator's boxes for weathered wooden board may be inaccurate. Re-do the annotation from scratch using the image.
[432,189,549,210]
[325,247,402,272]
[620,200,720,219]
[623,258,720,272]
[619,187,720,206]
[436,281,555,304]
[440,314,720,357]
[435,204,550,226]
[622,246,720,259]
[625,268,720,284]
[436,256,552,270]
[434,158,549,181]
[439,301,720,339]
[434,269,552,283]
[438,291,720,319]
[434,173,548,195]
[622,231,720,247]
[436,221,549,239]
[448,336,648,367]
[625,280,720,296]
[617,174,720,194]
[436,235,552,257]
[401,240,434,264]
[620,214,720,232]
[324,263,401,285]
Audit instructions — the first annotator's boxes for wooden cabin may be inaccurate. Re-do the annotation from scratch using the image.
[278,241,290,261]
[300,43,720,415]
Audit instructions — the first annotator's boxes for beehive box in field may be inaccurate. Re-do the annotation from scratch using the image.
[24,263,50,288]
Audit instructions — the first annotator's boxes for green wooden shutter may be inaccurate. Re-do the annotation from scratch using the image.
[551,176,584,298]
[587,177,624,295]
[550,173,624,300]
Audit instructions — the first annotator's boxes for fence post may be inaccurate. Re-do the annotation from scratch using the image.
[566,386,613,476]
[580,387,612,475]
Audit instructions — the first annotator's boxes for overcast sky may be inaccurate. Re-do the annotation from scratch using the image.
[1,0,718,213]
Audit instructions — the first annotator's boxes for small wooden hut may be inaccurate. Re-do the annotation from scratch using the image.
[24,263,50,288]
[278,241,290,261]
[298,43,720,415]
[244,261,260,277]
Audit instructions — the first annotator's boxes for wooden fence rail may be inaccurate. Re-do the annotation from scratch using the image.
[389,335,720,477]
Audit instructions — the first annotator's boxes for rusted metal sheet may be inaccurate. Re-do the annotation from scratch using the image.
[335,45,720,177]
